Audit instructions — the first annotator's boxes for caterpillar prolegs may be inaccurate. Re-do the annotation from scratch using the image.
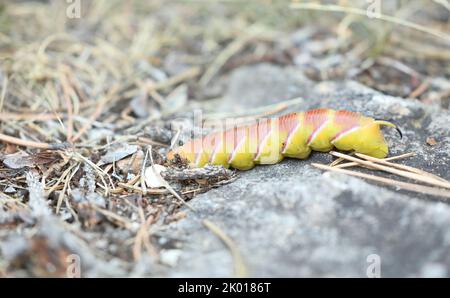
[167,109,401,170]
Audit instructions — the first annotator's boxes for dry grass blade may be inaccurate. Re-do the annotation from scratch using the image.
[137,137,168,147]
[0,112,58,121]
[335,152,416,169]
[56,163,80,214]
[133,206,158,262]
[329,152,356,167]
[203,96,304,127]
[200,32,255,86]
[0,192,28,209]
[203,219,248,278]
[71,86,119,143]
[169,129,181,151]
[91,204,135,230]
[123,66,201,94]
[409,80,430,98]
[59,70,74,142]
[377,56,422,78]
[329,157,346,167]
[312,163,450,199]
[72,152,114,195]
[355,152,449,183]
[433,0,450,10]
[0,132,68,150]
[0,76,8,112]
[117,182,168,194]
[289,2,450,42]
[330,151,450,190]
[140,148,149,195]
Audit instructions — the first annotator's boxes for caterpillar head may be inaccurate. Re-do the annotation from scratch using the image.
[167,140,202,167]
[167,149,177,161]
[354,120,402,158]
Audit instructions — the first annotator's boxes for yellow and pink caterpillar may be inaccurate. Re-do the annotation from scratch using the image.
[168,109,401,170]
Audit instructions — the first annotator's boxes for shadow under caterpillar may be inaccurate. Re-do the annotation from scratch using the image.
[168,109,402,170]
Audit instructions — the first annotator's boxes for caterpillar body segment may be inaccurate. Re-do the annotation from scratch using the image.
[168,109,398,170]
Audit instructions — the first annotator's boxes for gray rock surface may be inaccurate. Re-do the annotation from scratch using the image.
[157,63,450,277]
[222,63,314,112]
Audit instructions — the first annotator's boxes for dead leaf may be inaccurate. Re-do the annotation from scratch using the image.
[2,152,31,169]
[116,149,144,175]
[98,143,138,166]
[144,164,167,188]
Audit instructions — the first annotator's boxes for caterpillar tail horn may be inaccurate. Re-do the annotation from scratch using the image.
[374,120,403,139]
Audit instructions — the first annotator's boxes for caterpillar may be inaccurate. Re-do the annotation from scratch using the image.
[167,109,401,170]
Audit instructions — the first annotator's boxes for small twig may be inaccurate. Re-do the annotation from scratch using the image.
[140,148,149,195]
[199,33,254,86]
[163,165,235,181]
[137,137,168,147]
[91,204,135,230]
[133,207,159,262]
[72,152,114,195]
[47,165,72,200]
[335,152,415,169]
[157,66,201,90]
[117,182,168,194]
[122,67,200,97]
[409,80,430,98]
[330,151,450,190]
[377,56,422,79]
[329,151,356,167]
[0,132,68,150]
[140,210,159,260]
[312,163,450,199]
[56,163,79,214]
[0,112,59,121]
[329,157,346,167]
[59,69,74,142]
[355,152,448,183]
[203,219,248,278]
